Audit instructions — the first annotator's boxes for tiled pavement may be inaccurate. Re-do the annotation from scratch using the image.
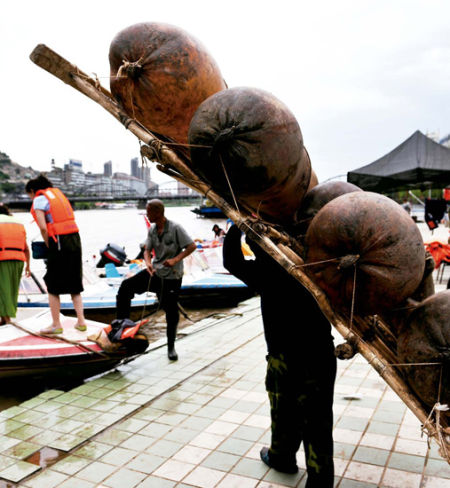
[0,297,449,488]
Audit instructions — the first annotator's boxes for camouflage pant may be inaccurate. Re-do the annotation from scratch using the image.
[266,348,336,487]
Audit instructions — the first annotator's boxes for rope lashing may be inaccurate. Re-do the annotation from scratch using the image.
[117,58,144,80]
[338,254,360,269]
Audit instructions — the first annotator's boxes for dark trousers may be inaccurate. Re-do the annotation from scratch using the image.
[266,347,336,488]
[116,269,182,346]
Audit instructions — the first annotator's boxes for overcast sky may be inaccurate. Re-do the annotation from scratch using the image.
[1,0,449,185]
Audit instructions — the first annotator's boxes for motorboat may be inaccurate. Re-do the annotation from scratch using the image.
[0,310,147,382]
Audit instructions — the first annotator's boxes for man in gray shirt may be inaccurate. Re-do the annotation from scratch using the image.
[116,200,196,360]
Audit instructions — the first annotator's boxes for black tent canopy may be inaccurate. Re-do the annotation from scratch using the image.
[347,131,450,192]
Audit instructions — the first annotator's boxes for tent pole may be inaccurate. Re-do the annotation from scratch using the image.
[408,190,424,206]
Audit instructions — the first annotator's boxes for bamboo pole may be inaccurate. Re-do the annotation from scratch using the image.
[29,44,446,453]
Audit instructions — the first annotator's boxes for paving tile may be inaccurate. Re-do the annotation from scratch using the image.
[367,420,399,436]
[333,428,363,445]
[394,438,429,457]
[218,437,253,456]
[179,415,213,431]
[115,418,148,433]
[205,420,239,436]
[360,432,395,450]
[336,416,369,432]
[232,457,269,479]
[0,454,16,469]
[50,454,91,475]
[152,459,195,481]
[353,446,390,466]
[425,457,450,478]
[164,426,198,444]
[21,468,68,487]
[140,422,172,438]
[146,439,183,458]
[95,428,132,446]
[0,419,25,435]
[182,465,226,487]
[0,460,41,483]
[47,433,85,451]
[58,478,96,488]
[2,440,40,459]
[231,425,265,442]
[202,450,241,471]
[103,467,147,488]
[422,475,450,487]
[100,446,137,466]
[189,432,226,449]
[126,452,166,474]
[136,476,176,487]
[0,434,21,451]
[344,461,384,485]
[263,467,304,487]
[216,472,258,487]
[338,478,379,487]
[120,433,156,451]
[76,460,117,483]
[172,445,211,464]
[74,441,113,460]
[388,451,425,474]
[381,467,423,487]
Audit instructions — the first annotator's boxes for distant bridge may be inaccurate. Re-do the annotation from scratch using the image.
[6,192,202,210]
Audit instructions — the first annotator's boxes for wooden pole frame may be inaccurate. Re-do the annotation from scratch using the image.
[29,44,448,461]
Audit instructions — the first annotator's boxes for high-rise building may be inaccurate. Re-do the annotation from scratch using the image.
[142,166,151,187]
[68,159,83,172]
[104,160,112,176]
[130,157,140,179]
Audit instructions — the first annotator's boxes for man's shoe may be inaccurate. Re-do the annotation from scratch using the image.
[260,447,298,474]
[168,346,178,361]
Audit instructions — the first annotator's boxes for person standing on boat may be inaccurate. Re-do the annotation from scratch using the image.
[223,224,336,487]
[0,203,31,325]
[116,199,196,361]
[26,175,86,334]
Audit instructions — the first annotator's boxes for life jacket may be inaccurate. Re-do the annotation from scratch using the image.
[0,215,27,262]
[31,188,79,241]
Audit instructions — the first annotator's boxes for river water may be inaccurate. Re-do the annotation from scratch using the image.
[2,205,229,410]
[15,204,227,275]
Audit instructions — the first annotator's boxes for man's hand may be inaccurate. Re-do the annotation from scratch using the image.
[163,257,178,268]
[146,261,155,275]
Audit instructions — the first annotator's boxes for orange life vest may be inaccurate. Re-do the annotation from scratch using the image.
[31,188,79,241]
[0,215,27,262]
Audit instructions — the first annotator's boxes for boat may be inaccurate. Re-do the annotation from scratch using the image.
[18,253,254,323]
[0,310,146,382]
[191,204,225,218]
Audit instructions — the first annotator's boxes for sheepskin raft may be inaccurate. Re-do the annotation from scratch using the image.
[29,43,449,463]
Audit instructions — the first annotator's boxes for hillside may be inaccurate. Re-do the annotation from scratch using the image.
[0,151,39,196]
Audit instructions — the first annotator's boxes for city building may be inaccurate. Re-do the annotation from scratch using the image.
[130,157,141,179]
[104,160,112,176]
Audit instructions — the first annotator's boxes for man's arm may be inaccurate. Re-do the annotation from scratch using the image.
[143,248,154,275]
[223,225,260,290]
[163,242,197,268]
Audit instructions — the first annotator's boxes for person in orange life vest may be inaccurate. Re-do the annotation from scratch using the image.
[0,203,31,325]
[26,175,86,334]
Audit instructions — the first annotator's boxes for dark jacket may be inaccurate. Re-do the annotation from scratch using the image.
[223,225,333,357]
